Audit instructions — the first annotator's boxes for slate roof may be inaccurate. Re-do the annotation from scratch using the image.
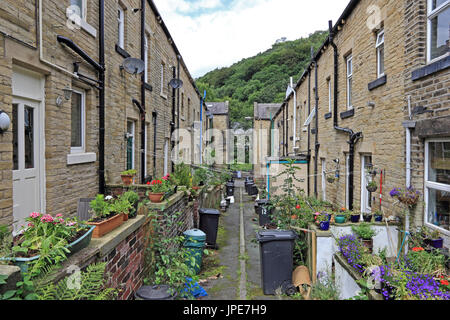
[206,102,229,115]
[254,103,282,120]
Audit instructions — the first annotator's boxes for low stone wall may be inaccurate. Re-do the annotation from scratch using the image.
[0,185,222,300]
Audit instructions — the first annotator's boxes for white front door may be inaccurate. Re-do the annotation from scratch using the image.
[12,99,41,234]
[361,155,373,214]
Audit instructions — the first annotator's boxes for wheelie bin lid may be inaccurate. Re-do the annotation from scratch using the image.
[135,285,177,300]
[256,230,298,243]
[184,229,206,241]
[256,199,270,205]
[199,208,221,215]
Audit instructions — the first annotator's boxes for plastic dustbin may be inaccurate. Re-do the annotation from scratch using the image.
[256,230,298,296]
[256,200,273,226]
[134,285,177,300]
[184,229,207,274]
[199,209,221,249]
[226,182,235,197]
[248,184,258,196]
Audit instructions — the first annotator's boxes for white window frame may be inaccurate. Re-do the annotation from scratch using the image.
[361,155,373,214]
[376,29,385,78]
[144,35,149,83]
[424,138,450,235]
[70,89,86,154]
[427,0,450,63]
[160,62,166,98]
[68,0,97,38]
[118,6,125,49]
[346,55,353,110]
[327,78,332,113]
[127,120,135,170]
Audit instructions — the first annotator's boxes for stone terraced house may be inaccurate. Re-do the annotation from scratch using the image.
[0,0,206,232]
[270,0,449,247]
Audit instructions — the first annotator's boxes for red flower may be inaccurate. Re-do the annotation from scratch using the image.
[296,205,301,210]
[147,181,151,185]
[441,280,449,286]
[412,247,424,252]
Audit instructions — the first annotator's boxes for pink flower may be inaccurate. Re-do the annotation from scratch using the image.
[58,218,65,223]
[66,222,76,227]
[40,214,54,223]
[30,212,40,218]
[56,214,63,218]
[28,223,34,228]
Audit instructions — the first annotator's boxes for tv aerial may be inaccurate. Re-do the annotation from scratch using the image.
[169,78,183,89]
[120,57,145,75]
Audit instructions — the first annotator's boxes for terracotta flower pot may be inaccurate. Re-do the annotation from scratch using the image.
[123,213,129,222]
[192,186,200,191]
[121,174,133,186]
[148,192,164,203]
[87,213,124,238]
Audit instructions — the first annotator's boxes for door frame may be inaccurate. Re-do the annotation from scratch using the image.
[12,67,46,224]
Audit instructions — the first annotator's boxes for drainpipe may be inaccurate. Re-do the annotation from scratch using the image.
[405,95,413,251]
[329,20,362,211]
[99,0,105,194]
[313,52,320,199]
[171,66,176,172]
[282,105,286,157]
[140,0,146,183]
[307,69,311,197]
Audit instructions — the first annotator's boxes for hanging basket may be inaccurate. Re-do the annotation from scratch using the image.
[398,194,419,206]
[327,176,336,184]
[366,185,378,193]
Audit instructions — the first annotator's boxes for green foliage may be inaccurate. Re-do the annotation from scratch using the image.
[402,249,446,275]
[0,225,12,262]
[121,191,139,217]
[352,222,378,240]
[34,263,117,300]
[311,273,340,300]
[144,210,199,299]
[121,169,137,176]
[111,196,133,215]
[196,31,329,128]
[171,163,192,188]
[89,195,113,219]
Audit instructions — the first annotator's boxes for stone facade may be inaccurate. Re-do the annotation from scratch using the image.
[0,0,204,228]
[270,0,449,244]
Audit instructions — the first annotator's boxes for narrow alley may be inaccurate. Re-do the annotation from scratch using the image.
[200,180,292,300]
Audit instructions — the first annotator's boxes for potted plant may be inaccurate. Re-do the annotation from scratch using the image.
[352,222,378,253]
[335,208,349,224]
[424,229,444,249]
[363,212,373,222]
[315,212,330,231]
[0,213,95,274]
[87,195,124,238]
[327,175,336,184]
[147,179,172,203]
[122,190,140,219]
[366,180,378,193]
[373,210,383,222]
[111,196,133,222]
[390,186,421,207]
[350,211,361,223]
[121,169,137,186]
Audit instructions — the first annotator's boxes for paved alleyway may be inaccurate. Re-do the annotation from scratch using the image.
[200,180,290,300]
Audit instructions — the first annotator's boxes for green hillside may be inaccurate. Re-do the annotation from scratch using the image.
[196,30,329,129]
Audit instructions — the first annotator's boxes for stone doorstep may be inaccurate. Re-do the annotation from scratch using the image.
[334,253,383,300]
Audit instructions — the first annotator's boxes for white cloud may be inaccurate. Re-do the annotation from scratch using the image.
[153,0,350,78]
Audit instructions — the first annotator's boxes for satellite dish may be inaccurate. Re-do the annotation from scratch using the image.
[121,57,145,75]
[169,78,183,89]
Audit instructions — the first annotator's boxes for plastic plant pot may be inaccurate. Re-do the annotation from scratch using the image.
[363,215,373,222]
[350,215,361,223]
[374,215,383,222]
[319,221,330,231]
[335,215,346,224]
[134,285,177,300]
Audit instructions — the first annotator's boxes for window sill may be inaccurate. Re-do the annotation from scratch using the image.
[160,93,167,100]
[66,13,97,38]
[368,74,387,91]
[412,55,450,81]
[67,152,97,165]
[115,44,130,59]
[340,109,355,119]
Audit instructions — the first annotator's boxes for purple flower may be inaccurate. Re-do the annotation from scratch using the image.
[390,188,401,197]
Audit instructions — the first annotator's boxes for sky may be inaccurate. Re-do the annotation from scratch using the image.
[152,0,350,78]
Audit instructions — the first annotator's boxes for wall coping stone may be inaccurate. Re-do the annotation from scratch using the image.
[0,265,21,294]
[334,252,383,300]
[90,215,146,258]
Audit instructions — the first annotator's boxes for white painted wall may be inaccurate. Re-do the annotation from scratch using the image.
[335,259,361,300]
